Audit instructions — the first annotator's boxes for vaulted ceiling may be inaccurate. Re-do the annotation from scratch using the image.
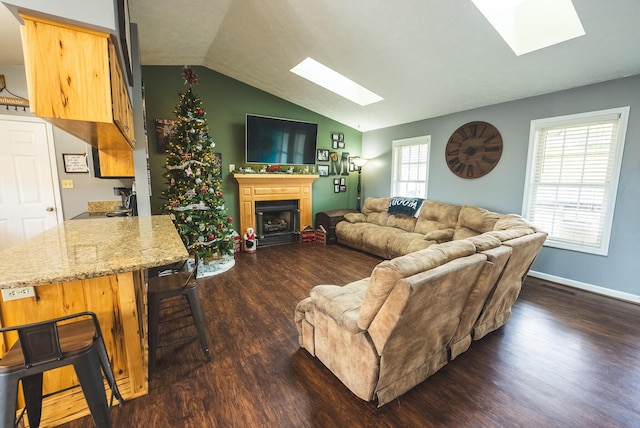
[2,1,639,131]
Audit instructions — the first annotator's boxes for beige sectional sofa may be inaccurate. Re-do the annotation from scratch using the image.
[295,197,546,406]
[335,197,542,260]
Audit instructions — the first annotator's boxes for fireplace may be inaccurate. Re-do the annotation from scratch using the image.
[255,200,300,246]
[233,173,319,248]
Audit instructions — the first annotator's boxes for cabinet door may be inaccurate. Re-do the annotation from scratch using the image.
[93,147,134,178]
[19,14,135,152]
[109,41,135,146]
[20,16,112,122]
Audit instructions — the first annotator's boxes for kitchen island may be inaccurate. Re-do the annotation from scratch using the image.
[0,215,188,427]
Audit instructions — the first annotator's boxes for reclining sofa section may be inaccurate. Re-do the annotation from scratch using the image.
[295,197,546,406]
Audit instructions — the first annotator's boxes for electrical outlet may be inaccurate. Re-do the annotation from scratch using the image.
[62,179,74,189]
[2,286,36,302]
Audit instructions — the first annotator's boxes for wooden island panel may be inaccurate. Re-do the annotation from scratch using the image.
[0,271,147,427]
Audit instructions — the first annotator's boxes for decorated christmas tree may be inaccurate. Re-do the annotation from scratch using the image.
[162,67,235,261]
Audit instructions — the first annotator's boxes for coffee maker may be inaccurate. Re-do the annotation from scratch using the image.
[113,184,138,216]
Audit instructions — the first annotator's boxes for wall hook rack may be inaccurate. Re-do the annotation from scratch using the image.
[0,74,30,111]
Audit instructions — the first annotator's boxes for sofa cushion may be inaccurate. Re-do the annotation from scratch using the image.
[466,234,502,252]
[486,227,534,242]
[387,233,438,259]
[424,228,454,242]
[335,221,379,248]
[414,201,461,235]
[368,212,389,227]
[386,213,418,233]
[362,197,390,215]
[453,205,503,240]
[310,279,369,333]
[357,240,477,330]
[361,197,390,227]
[494,214,536,231]
[361,226,406,259]
[343,212,367,223]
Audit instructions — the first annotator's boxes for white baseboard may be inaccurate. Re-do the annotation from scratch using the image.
[528,270,640,305]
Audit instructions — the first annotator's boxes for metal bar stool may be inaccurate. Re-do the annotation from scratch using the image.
[0,311,124,428]
[147,253,211,379]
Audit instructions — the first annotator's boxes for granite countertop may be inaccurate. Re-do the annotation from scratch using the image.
[0,215,188,289]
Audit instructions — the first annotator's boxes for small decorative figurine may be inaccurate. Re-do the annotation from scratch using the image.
[244,227,257,253]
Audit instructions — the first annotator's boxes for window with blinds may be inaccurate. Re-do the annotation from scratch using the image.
[391,136,430,198]
[522,107,629,255]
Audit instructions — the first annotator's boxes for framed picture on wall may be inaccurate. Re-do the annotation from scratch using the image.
[62,153,89,173]
[317,149,329,161]
[155,119,176,153]
[318,165,329,176]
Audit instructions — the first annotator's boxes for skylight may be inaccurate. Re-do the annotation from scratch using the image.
[471,0,585,56]
[290,57,383,106]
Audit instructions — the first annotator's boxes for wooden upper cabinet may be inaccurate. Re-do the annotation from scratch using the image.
[94,147,135,177]
[19,14,135,151]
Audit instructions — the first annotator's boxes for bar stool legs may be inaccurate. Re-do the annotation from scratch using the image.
[147,285,211,380]
[147,254,211,381]
[186,287,211,362]
[74,349,114,427]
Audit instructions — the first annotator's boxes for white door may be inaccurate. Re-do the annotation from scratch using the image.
[0,115,62,251]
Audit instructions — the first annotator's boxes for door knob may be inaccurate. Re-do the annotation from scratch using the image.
[46,207,55,212]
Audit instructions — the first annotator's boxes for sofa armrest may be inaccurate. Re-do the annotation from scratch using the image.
[424,228,454,242]
[343,212,367,223]
[310,280,369,333]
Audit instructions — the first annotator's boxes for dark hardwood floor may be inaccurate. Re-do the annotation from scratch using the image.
[60,243,639,428]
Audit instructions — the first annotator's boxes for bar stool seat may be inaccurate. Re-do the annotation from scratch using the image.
[0,311,124,428]
[147,253,211,379]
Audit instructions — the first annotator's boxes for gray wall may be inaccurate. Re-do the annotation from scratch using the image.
[362,75,639,300]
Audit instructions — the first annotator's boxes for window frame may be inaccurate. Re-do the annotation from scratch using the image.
[390,135,430,199]
[522,106,629,256]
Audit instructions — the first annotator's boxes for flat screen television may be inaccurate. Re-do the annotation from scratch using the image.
[245,114,318,165]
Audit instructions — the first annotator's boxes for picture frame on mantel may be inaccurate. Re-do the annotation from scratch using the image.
[117,0,134,85]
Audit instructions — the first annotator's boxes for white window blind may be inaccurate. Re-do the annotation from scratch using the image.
[523,107,629,255]
[391,136,430,198]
